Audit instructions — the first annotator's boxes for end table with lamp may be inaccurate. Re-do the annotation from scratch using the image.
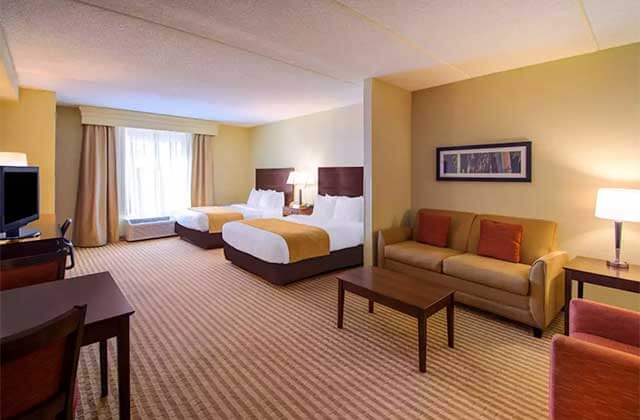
[286,170,313,208]
[563,188,640,335]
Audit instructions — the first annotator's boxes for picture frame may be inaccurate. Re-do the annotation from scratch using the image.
[436,141,532,182]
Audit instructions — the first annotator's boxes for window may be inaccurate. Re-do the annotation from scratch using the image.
[117,127,192,219]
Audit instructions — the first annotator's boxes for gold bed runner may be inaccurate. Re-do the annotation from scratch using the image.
[190,206,243,233]
[238,218,330,263]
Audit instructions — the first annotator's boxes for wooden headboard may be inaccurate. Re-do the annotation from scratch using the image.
[317,167,364,197]
[255,168,294,205]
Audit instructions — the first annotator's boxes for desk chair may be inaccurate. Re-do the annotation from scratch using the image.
[0,219,75,291]
[1,305,86,419]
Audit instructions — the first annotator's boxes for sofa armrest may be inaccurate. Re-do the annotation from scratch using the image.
[529,250,569,328]
[570,299,640,348]
[377,226,412,267]
[550,335,640,420]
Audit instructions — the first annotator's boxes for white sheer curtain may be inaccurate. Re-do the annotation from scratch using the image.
[116,127,192,219]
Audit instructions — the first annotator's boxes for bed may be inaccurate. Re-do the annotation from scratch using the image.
[175,168,294,249]
[223,166,364,285]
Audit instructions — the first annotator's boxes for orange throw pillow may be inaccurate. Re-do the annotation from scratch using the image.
[477,220,523,263]
[416,214,451,248]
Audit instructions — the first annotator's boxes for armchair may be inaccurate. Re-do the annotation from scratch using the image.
[550,299,640,420]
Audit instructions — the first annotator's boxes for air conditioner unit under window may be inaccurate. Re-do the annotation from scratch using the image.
[123,217,176,242]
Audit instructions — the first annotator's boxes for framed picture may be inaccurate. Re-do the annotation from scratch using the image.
[436,141,532,182]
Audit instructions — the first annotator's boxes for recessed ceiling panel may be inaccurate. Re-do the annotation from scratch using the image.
[72,0,452,83]
[1,0,638,123]
[340,0,598,82]
[583,0,640,49]
[0,0,366,124]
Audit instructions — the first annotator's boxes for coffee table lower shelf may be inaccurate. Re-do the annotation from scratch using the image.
[336,267,455,373]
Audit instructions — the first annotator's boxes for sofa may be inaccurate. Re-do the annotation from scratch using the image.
[550,299,640,419]
[377,208,568,336]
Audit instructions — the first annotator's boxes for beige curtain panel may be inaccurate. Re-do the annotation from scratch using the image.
[74,125,119,247]
[191,134,215,207]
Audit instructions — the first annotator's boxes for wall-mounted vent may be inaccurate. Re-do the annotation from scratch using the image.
[124,217,176,242]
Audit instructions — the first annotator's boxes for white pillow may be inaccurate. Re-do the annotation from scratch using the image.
[313,195,337,219]
[333,196,363,222]
[271,191,285,209]
[258,190,273,208]
[258,191,283,209]
[247,189,260,207]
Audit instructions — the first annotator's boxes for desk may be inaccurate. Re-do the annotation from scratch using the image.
[1,272,135,419]
[0,214,60,244]
[563,256,640,335]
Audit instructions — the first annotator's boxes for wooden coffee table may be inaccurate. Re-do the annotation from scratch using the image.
[336,266,455,373]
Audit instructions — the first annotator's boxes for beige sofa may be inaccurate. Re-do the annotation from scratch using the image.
[378,209,568,337]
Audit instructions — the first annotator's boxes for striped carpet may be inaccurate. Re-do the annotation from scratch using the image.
[69,237,561,419]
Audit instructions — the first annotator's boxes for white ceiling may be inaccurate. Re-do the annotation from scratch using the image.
[1,0,638,126]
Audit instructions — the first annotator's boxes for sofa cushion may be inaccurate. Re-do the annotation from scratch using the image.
[385,241,462,273]
[477,219,523,263]
[416,213,451,247]
[468,214,557,265]
[413,209,476,252]
[443,253,531,296]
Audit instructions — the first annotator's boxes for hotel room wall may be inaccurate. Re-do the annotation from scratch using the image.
[212,124,252,205]
[412,43,640,310]
[55,106,83,234]
[249,104,364,204]
[54,107,253,228]
[363,79,412,266]
[0,87,56,215]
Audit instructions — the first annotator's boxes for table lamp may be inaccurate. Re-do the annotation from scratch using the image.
[286,171,309,207]
[595,188,640,269]
[0,152,27,166]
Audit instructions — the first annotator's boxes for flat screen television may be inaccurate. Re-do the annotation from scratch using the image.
[0,166,39,238]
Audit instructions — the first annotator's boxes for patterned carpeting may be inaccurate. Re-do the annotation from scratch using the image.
[70,237,561,419]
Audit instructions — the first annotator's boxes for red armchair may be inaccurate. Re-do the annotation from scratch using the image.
[550,299,640,420]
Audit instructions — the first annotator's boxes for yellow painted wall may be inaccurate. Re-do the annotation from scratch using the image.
[364,78,412,265]
[0,88,56,215]
[250,104,364,203]
[55,106,83,235]
[412,43,640,309]
[213,124,252,205]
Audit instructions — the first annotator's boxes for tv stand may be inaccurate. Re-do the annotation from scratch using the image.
[1,228,41,240]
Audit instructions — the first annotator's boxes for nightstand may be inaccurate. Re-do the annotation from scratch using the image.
[563,256,640,335]
[283,205,314,216]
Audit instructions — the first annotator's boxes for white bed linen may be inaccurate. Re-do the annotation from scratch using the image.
[174,205,283,232]
[222,215,364,264]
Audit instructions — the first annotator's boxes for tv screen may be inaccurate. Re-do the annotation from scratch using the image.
[1,167,39,231]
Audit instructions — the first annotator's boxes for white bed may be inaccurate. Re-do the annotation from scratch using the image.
[222,214,364,264]
[174,189,284,232]
[175,204,282,232]
[223,166,364,284]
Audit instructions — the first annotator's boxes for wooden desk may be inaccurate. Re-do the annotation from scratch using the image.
[0,214,60,244]
[1,272,135,419]
[563,256,640,335]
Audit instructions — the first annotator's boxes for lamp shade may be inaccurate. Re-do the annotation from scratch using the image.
[0,152,27,166]
[286,171,309,185]
[595,188,640,222]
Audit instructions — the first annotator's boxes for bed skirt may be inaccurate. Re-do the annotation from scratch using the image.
[175,222,224,249]
[224,243,363,285]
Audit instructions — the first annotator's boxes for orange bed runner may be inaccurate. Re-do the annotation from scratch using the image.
[190,206,243,233]
[238,218,330,263]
